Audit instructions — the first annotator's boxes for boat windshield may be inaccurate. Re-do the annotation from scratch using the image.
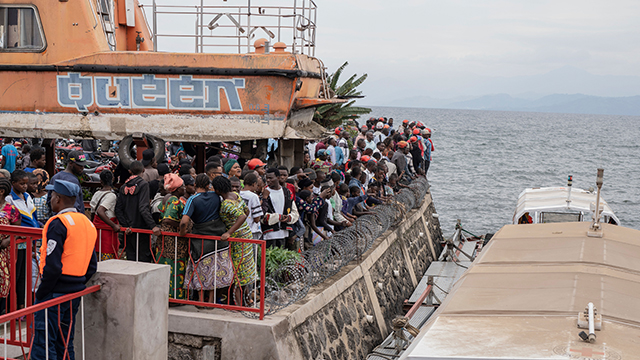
[540,211,581,224]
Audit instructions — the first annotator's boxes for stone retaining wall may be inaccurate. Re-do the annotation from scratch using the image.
[293,278,382,360]
[168,189,442,360]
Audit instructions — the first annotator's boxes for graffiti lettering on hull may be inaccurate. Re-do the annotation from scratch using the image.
[57,73,245,112]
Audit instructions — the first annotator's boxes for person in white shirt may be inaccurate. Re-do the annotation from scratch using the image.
[307,140,317,159]
[338,130,350,151]
[326,138,337,165]
[239,172,264,240]
[373,122,386,144]
[261,168,298,248]
[364,131,377,151]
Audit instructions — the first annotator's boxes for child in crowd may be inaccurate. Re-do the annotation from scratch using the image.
[350,186,374,217]
[7,170,39,310]
[336,184,357,223]
[346,186,371,217]
[388,173,401,194]
[31,169,50,225]
[298,189,329,246]
[239,172,264,240]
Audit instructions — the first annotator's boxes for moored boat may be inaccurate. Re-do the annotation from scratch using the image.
[0,0,340,171]
[398,169,636,360]
[514,175,620,225]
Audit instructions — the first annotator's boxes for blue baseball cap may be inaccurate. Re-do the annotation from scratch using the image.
[45,180,80,197]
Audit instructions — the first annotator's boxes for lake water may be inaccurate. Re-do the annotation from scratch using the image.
[366,106,640,237]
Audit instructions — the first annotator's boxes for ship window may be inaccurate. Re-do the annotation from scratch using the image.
[0,6,46,52]
[540,212,581,224]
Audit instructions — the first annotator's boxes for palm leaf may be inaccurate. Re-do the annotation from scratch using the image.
[329,61,349,90]
[313,61,371,127]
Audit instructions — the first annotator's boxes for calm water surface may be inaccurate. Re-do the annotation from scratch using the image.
[366,107,640,236]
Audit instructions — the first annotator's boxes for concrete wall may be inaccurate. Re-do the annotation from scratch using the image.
[168,190,443,360]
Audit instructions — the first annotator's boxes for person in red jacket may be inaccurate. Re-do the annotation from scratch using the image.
[32,180,98,360]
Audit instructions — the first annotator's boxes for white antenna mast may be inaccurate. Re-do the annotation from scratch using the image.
[587,168,604,238]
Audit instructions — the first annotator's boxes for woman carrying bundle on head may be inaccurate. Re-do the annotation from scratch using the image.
[153,173,189,300]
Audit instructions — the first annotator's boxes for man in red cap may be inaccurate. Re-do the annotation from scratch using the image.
[398,119,409,135]
[409,136,423,173]
[247,158,266,177]
[391,141,410,180]
[412,128,425,159]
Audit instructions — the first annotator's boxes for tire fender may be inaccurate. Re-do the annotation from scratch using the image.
[118,134,165,170]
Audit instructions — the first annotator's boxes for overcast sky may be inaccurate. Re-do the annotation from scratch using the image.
[145,0,640,102]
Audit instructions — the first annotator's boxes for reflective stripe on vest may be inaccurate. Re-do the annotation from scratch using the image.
[39,212,97,276]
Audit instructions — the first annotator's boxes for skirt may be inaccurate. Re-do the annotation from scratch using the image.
[157,256,187,299]
[155,224,189,299]
[183,247,234,290]
[230,241,256,287]
[93,216,120,256]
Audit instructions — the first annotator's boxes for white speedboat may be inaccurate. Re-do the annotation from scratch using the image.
[513,175,620,225]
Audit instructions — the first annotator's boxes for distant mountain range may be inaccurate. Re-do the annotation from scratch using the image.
[360,66,640,116]
[384,93,640,116]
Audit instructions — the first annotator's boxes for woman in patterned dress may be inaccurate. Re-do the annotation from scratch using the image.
[211,176,256,306]
[155,173,189,300]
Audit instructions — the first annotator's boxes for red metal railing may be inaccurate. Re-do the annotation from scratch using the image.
[0,222,267,323]
[94,225,267,319]
[0,225,42,352]
[0,285,101,360]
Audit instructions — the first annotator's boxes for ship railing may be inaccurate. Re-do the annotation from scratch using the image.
[94,225,267,319]
[140,0,317,56]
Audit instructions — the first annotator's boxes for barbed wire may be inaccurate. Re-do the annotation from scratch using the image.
[242,178,430,317]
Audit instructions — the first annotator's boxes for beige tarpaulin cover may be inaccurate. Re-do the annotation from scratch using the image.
[403,222,640,360]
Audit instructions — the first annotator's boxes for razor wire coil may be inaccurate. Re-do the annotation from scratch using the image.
[241,178,430,318]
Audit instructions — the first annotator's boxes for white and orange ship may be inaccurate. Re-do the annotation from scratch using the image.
[0,0,338,168]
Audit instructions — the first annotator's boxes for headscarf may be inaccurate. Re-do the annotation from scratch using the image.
[164,173,184,193]
[32,168,50,192]
[223,159,238,175]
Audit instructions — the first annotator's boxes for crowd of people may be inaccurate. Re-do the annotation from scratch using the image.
[0,116,433,308]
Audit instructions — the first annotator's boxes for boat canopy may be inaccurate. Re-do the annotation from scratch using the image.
[401,222,640,359]
[513,186,620,225]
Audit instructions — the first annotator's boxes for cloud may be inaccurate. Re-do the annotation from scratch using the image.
[141,0,640,100]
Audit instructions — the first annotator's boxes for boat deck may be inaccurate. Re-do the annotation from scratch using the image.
[401,222,640,359]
